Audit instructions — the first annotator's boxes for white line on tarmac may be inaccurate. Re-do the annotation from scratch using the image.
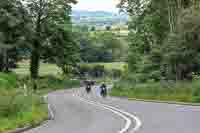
[75,95,142,133]
[44,95,55,120]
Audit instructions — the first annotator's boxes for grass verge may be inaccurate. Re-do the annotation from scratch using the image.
[0,73,80,133]
[110,80,200,103]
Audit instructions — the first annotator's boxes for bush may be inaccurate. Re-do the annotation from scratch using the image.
[90,65,105,78]
[110,69,122,79]
[0,73,17,90]
[77,64,92,77]
[77,63,123,79]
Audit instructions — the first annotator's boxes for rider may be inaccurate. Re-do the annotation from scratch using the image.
[85,80,94,94]
[100,83,107,97]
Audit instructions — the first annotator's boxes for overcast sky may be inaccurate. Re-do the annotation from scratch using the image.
[73,0,119,12]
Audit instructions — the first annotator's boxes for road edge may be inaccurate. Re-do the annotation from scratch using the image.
[6,96,54,133]
[128,98,200,106]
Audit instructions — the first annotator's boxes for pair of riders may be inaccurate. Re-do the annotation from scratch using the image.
[84,80,107,97]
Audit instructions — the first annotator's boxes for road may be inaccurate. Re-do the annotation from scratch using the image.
[25,87,200,133]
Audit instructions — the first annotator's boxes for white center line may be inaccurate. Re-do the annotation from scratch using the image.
[75,95,142,133]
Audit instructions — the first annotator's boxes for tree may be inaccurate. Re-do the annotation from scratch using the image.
[24,0,76,79]
[78,31,126,63]
[0,0,28,72]
[105,25,111,31]
[119,0,200,81]
[46,27,80,76]
[163,7,200,80]
[90,26,96,31]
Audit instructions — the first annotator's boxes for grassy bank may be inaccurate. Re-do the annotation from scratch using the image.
[0,94,48,133]
[0,71,80,132]
[111,80,200,103]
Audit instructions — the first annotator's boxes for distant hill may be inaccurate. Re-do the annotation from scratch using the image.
[72,10,128,27]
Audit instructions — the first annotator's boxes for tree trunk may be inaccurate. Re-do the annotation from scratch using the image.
[0,49,3,72]
[30,40,40,79]
[30,0,42,79]
[2,48,9,72]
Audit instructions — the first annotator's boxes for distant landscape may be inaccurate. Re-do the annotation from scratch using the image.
[72,10,128,27]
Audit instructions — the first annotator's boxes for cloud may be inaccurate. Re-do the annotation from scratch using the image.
[73,0,119,12]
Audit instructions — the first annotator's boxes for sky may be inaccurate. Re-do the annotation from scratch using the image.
[73,0,119,12]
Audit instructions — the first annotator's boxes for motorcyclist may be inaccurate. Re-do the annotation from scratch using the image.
[100,83,107,97]
[85,80,95,94]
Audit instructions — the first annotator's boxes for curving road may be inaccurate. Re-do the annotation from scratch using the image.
[24,87,200,133]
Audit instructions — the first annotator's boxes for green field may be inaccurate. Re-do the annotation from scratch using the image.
[14,62,127,76]
[80,62,127,71]
[13,62,61,76]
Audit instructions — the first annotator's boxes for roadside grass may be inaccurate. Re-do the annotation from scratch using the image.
[18,75,81,95]
[0,62,80,132]
[111,80,200,103]
[0,94,48,133]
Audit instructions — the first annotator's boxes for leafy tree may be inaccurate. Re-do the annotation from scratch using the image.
[90,26,96,31]
[119,0,200,81]
[105,25,111,31]
[0,0,28,72]
[24,0,76,79]
[47,27,80,76]
[78,31,127,62]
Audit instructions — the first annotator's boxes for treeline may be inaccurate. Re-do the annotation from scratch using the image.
[119,0,200,82]
[0,0,79,79]
[74,25,128,63]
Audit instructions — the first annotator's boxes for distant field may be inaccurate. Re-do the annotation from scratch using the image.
[13,62,61,76]
[13,62,127,76]
[81,62,127,71]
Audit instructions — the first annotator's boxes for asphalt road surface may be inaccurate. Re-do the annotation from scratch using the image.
[24,87,200,133]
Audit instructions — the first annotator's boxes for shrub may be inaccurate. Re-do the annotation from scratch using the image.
[77,63,123,79]
[110,69,122,79]
[0,73,17,90]
[90,65,105,78]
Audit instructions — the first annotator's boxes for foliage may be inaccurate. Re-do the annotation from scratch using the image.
[119,0,200,82]
[0,0,29,72]
[21,0,77,79]
[0,73,17,90]
[77,30,128,62]
[77,63,126,79]
[162,7,200,80]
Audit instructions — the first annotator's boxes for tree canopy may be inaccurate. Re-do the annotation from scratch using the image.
[119,0,200,81]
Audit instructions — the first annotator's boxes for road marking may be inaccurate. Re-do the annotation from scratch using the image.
[97,100,142,132]
[75,95,142,133]
[44,95,55,120]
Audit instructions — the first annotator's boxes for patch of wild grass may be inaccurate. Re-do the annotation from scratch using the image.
[0,93,48,133]
[111,79,200,103]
